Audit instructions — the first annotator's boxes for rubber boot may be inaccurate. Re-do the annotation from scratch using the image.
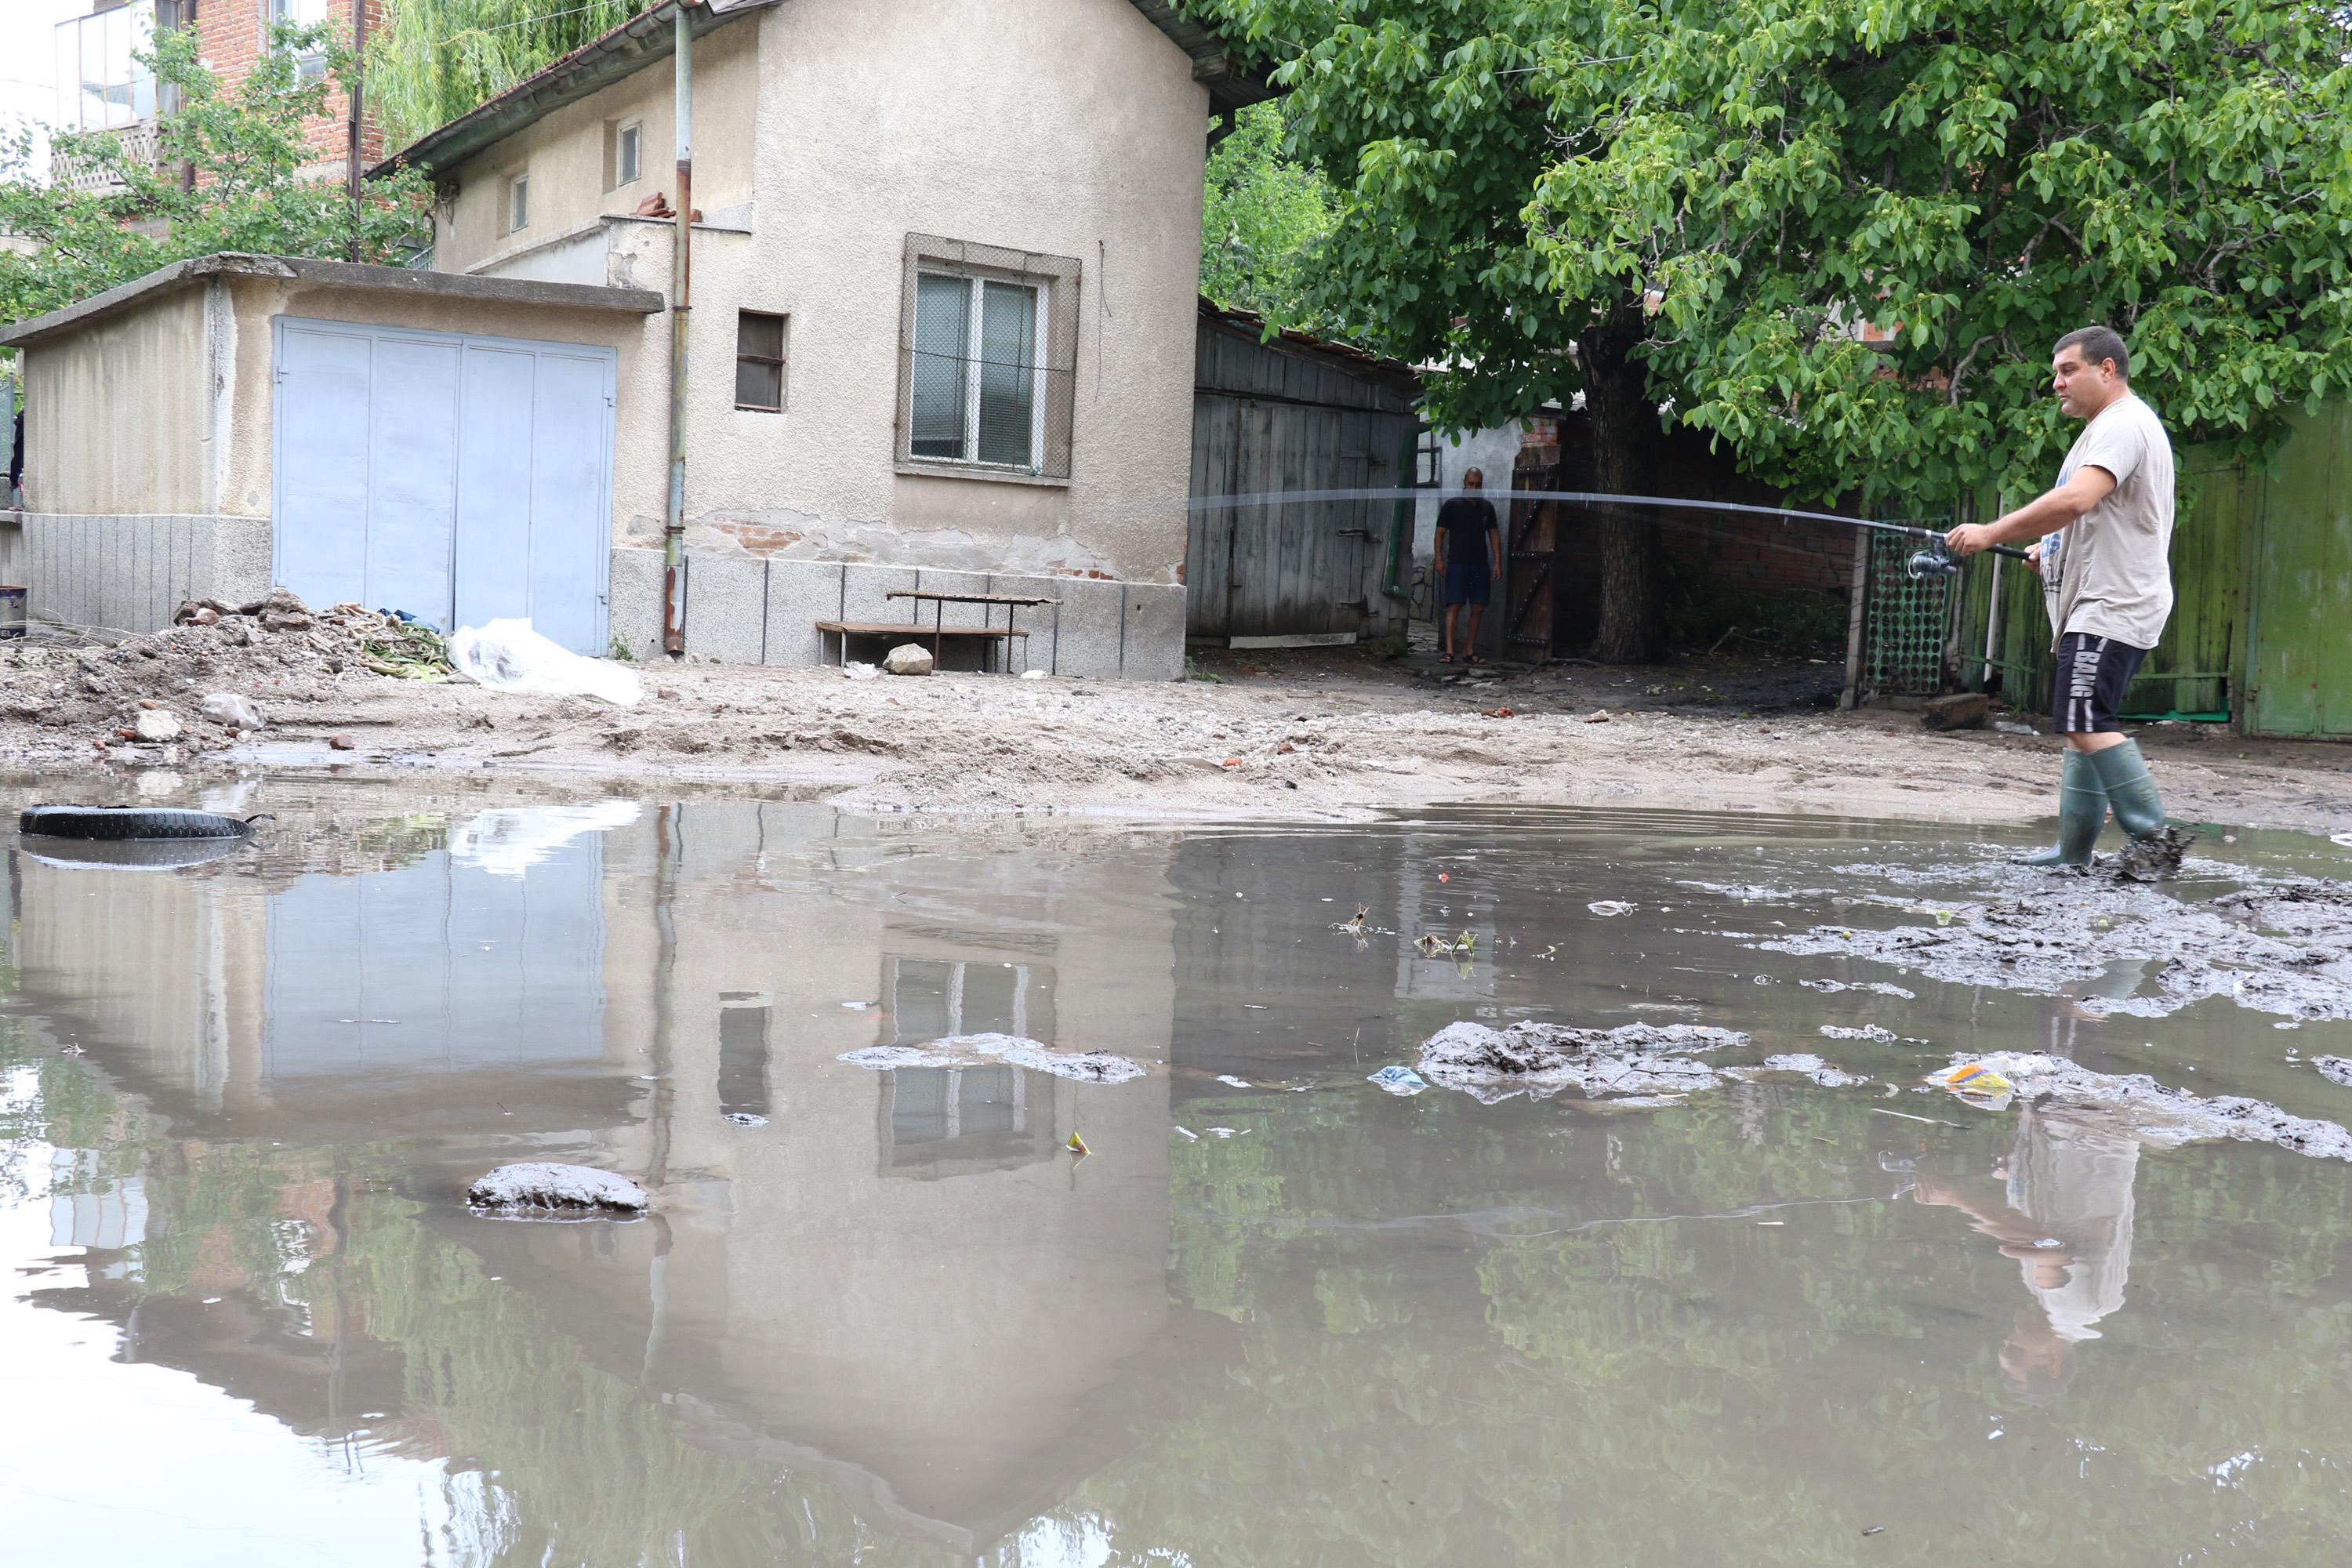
[2085,739,2165,838]
[2014,749,2107,866]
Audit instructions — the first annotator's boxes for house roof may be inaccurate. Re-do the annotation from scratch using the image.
[374,0,1278,182]
[0,254,662,349]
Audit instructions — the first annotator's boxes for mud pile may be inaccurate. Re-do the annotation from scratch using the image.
[1417,1020,1755,1104]
[1758,877,2352,1023]
[1935,1052,2352,1161]
[839,1033,1149,1083]
[0,590,437,755]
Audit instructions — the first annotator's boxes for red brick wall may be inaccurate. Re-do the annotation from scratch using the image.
[187,0,385,167]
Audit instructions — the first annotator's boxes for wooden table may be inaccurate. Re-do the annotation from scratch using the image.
[817,590,1063,672]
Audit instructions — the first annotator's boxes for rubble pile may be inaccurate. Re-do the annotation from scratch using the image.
[1933,1051,2352,1162]
[0,590,442,756]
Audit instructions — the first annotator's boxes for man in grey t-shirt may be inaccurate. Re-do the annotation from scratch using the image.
[1947,327,2179,870]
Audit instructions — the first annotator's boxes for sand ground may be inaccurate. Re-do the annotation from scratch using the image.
[4,615,2345,835]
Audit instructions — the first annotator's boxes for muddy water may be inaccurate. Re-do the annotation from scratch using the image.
[4,775,2350,1566]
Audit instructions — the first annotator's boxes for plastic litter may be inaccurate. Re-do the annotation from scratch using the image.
[1367,1065,1428,1095]
[1588,900,1635,916]
[1929,1062,2013,1095]
[842,661,881,680]
[723,1112,768,1127]
[467,1162,648,1214]
[1216,1075,1252,1087]
[200,691,265,731]
[1066,1132,1090,1156]
[448,619,642,705]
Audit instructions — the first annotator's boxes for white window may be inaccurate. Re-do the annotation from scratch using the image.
[615,119,642,187]
[898,236,1079,479]
[53,2,156,132]
[270,0,330,84]
[910,274,1046,469]
[507,173,529,233]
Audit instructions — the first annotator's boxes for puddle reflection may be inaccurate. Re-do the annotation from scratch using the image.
[2,786,2349,1564]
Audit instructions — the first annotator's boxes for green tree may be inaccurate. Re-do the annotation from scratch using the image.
[1200,102,1342,326]
[367,0,639,150]
[1187,0,2352,661]
[0,23,430,329]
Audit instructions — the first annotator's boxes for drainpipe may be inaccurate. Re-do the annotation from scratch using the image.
[661,8,695,658]
[346,0,368,260]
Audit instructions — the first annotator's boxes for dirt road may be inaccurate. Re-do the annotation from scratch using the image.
[2,616,2345,833]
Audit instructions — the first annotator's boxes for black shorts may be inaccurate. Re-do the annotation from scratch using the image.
[2051,633,2148,733]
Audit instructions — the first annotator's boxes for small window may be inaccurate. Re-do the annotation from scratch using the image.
[717,1000,769,1118]
[735,310,787,412]
[615,120,641,187]
[1415,428,1443,487]
[507,174,529,233]
[270,0,329,85]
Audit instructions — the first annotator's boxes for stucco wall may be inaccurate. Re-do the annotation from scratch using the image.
[20,283,210,517]
[442,0,1209,589]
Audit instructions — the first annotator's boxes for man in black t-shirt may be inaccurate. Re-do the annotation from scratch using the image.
[1433,468,1501,663]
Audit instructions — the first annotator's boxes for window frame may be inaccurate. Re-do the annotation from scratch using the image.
[615,118,642,189]
[909,271,1047,470]
[895,234,1080,486]
[506,172,529,234]
[734,309,788,413]
[268,0,331,84]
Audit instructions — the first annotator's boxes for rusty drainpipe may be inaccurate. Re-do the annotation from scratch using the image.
[346,0,368,261]
[661,6,695,658]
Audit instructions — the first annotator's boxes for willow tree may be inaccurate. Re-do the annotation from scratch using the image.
[366,0,639,149]
[1189,0,2352,661]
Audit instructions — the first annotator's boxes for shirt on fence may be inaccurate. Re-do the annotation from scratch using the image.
[2051,394,2176,651]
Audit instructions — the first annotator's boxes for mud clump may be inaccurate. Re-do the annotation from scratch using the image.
[1417,1020,1752,1104]
[839,1033,1149,1084]
[1933,1052,2352,1162]
[467,1162,650,1216]
[1759,877,2352,1023]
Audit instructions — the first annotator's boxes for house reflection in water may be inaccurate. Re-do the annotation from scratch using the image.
[9,794,1200,1559]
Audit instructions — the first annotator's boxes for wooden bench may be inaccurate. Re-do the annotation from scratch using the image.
[815,620,1030,670]
[818,589,1061,673]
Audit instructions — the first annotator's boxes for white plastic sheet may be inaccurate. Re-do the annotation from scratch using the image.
[448,619,641,705]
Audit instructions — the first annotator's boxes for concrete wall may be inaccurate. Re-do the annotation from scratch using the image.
[441,0,1208,593]
[19,282,211,517]
[20,512,270,636]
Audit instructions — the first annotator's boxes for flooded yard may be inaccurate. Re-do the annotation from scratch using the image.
[4,773,2350,1565]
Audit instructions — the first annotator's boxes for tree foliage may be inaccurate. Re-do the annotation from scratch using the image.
[367,0,640,150]
[1187,0,2352,656]
[0,24,430,330]
[1200,101,1343,326]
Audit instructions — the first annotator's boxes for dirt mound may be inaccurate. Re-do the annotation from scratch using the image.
[0,592,445,757]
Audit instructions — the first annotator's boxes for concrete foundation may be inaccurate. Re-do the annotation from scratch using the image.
[20,512,271,637]
[608,546,1184,680]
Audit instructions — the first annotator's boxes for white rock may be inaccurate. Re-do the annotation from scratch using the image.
[201,691,265,731]
[1019,668,1049,680]
[131,709,183,742]
[467,1162,649,1211]
[884,643,935,676]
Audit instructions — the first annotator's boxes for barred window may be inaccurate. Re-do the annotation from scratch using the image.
[898,235,1080,481]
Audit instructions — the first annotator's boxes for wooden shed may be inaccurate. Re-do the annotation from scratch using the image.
[1187,300,1421,645]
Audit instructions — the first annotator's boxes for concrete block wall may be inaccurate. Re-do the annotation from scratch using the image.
[609,546,1185,679]
[22,513,271,637]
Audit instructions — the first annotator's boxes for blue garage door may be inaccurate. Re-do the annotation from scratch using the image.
[270,316,616,653]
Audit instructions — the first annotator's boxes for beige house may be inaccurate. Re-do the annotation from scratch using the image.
[1,0,1271,677]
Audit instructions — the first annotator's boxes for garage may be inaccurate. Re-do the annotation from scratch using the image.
[272,316,619,654]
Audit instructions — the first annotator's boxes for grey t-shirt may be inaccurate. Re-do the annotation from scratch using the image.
[2051,394,2176,650]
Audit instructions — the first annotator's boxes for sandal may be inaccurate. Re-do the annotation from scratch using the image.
[1468,655,1488,666]
[1436,653,1454,664]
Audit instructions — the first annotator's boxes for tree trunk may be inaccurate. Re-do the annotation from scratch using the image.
[1578,295,1661,663]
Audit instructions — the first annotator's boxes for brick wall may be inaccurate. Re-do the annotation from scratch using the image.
[187,0,385,169]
